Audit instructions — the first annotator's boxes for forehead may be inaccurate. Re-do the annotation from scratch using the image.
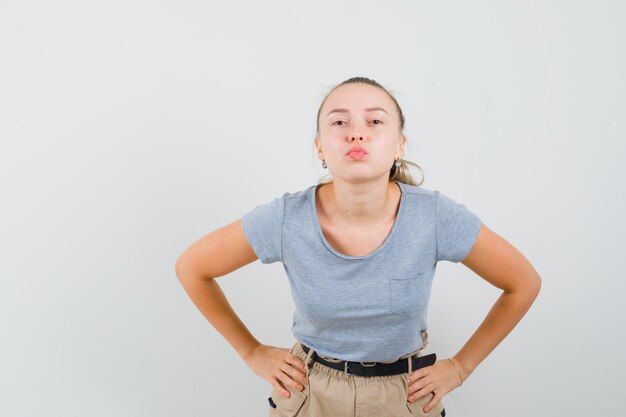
[323,83,394,114]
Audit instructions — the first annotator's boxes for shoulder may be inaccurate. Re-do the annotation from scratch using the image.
[282,185,315,200]
[267,185,315,208]
[397,181,438,205]
[398,181,474,206]
[249,184,314,204]
[244,184,315,218]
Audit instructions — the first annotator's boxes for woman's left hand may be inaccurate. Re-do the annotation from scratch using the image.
[407,358,466,413]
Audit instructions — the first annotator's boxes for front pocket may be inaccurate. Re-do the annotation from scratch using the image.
[269,385,308,417]
[406,391,445,417]
[389,272,423,317]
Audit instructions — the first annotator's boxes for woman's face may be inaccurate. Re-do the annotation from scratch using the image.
[315,83,405,182]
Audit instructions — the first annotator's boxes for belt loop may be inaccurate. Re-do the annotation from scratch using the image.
[406,352,412,393]
[420,330,429,352]
[302,342,315,379]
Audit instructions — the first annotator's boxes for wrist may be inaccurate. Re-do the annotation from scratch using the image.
[240,341,262,364]
[451,355,473,382]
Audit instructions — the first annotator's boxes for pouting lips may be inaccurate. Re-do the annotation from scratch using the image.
[346,145,368,159]
[347,151,367,160]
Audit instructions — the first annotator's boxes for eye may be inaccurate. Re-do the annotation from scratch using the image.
[332,120,382,126]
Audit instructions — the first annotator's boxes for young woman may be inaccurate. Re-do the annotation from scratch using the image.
[175,77,542,417]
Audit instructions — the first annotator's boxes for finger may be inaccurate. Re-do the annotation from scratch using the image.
[408,368,425,384]
[280,366,307,389]
[407,375,432,397]
[283,355,308,384]
[410,381,436,402]
[408,380,425,398]
[272,378,291,398]
[277,369,305,395]
[286,353,308,375]
[423,391,443,413]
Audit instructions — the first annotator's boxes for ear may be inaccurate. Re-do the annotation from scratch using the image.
[396,136,406,159]
[314,137,324,160]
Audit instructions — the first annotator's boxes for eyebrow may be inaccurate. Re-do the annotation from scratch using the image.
[326,107,389,117]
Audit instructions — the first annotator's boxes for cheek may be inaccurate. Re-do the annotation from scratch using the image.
[369,142,398,158]
[323,138,346,155]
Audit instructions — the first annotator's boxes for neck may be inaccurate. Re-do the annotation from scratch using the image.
[320,179,399,226]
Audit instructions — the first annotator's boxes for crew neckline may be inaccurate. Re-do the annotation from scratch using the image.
[309,180,406,260]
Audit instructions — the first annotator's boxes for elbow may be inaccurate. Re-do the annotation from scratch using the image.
[536,274,542,294]
[533,273,542,298]
[506,272,542,303]
[175,256,214,282]
[524,273,542,304]
[175,256,189,281]
[530,272,542,295]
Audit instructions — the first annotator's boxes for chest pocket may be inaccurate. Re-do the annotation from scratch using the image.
[388,272,424,317]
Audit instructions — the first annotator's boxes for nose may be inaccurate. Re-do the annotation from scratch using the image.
[348,122,366,142]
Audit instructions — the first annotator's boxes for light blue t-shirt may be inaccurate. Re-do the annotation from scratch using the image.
[241,180,482,362]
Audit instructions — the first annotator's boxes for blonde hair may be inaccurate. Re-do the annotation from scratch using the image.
[314,76,424,187]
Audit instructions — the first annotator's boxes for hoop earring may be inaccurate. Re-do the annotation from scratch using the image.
[322,160,327,169]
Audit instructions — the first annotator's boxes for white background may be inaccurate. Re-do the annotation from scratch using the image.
[1,1,624,416]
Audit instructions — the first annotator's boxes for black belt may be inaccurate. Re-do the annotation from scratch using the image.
[300,343,437,377]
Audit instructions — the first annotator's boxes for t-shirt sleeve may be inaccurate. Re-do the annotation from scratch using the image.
[435,190,482,263]
[240,194,285,264]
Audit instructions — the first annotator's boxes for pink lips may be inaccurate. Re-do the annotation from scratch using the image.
[347,151,367,159]
[346,145,368,160]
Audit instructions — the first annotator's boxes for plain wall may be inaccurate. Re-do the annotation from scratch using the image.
[1,1,624,416]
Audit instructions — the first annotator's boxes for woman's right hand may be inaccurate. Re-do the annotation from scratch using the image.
[244,344,309,398]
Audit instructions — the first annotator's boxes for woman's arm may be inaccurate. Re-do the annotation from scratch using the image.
[175,219,262,362]
[452,222,542,380]
[410,222,541,413]
[175,219,311,397]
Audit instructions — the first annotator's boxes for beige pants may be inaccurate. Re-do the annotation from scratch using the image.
[268,332,446,417]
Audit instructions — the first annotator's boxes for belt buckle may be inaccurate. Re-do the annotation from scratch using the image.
[343,360,378,374]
